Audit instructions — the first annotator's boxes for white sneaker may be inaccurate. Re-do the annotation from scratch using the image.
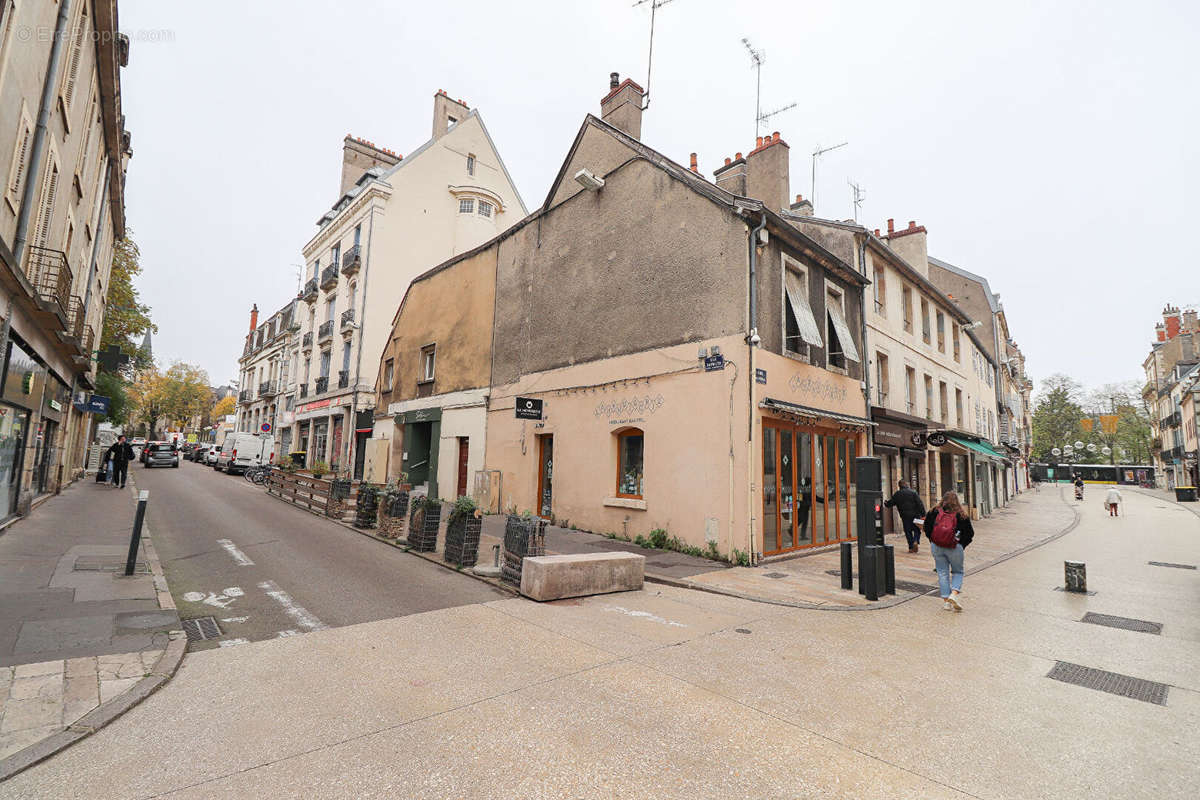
[942,600,952,611]
[948,593,963,612]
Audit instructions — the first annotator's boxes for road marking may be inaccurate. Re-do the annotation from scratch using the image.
[258,581,327,631]
[218,638,249,648]
[276,629,301,638]
[221,616,249,623]
[600,605,686,628]
[181,587,243,609]
[217,538,255,566]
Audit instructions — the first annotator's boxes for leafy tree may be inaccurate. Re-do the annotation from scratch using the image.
[211,395,236,420]
[1031,374,1086,462]
[94,370,129,426]
[128,367,168,437]
[160,362,211,430]
[99,233,156,363]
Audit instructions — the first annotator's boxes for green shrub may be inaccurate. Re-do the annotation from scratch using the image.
[309,460,330,478]
[447,495,477,526]
[648,528,668,549]
[730,549,750,567]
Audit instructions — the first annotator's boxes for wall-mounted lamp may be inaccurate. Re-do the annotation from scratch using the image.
[574,169,605,191]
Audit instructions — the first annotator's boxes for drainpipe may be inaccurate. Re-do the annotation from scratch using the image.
[746,211,766,566]
[858,234,873,455]
[0,0,72,394]
[347,205,377,480]
[71,160,111,472]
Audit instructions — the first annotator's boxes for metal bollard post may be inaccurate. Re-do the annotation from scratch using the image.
[861,546,879,601]
[839,542,853,590]
[492,543,501,567]
[883,544,896,595]
[124,490,149,577]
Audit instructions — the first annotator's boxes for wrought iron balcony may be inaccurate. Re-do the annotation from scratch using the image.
[301,278,318,302]
[301,332,313,350]
[1161,411,1181,429]
[337,370,349,389]
[318,320,333,340]
[315,376,329,394]
[320,264,338,290]
[341,244,361,275]
[238,389,251,404]
[259,380,278,397]
[340,308,355,331]
[26,246,73,328]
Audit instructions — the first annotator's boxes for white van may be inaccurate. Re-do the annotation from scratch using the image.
[216,433,275,474]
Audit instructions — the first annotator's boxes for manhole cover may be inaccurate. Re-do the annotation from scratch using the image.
[894,580,937,594]
[181,617,222,642]
[1081,612,1162,635]
[74,556,150,574]
[1046,661,1168,705]
[764,572,789,579]
[734,628,752,634]
[1148,561,1197,570]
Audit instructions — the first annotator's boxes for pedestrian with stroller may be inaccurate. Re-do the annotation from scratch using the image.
[1104,486,1123,517]
[105,435,135,490]
[921,491,975,612]
[885,480,926,553]
[1073,475,1085,501]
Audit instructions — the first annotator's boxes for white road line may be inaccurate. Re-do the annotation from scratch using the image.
[221,616,249,623]
[217,538,255,566]
[218,638,250,648]
[258,580,327,631]
[276,629,301,638]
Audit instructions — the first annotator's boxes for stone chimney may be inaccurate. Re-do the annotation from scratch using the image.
[789,193,813,217]
[744,132,790,212]
[249,304,259,333]
[432,89,470,141]
[1182,308,1198,334]
[1155,322,1167,343]
[340,135,400,197]
[712,153,746,195]
[600,72,645,139]
[1164,305,1182,340]
[883,219,929,277]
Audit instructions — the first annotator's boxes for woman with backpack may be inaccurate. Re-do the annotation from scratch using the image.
[921,492,975,612]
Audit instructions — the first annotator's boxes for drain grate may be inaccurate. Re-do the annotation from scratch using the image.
[74,556,150,574]
[764,572,789,579]
[895,580,937,594]
[1046,661,1168,705]
[1081,612,1162,635]
[1148,561,1197,570]
[181,616,222,642]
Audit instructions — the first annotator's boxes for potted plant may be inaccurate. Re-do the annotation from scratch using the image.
[501,512,546,587]
[407,495,442,552]
[444,496,482,567]
[377,481,409,539]
[309,460,330,480]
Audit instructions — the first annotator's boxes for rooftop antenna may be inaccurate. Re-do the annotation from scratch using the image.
[741,37,765,138]
[758,101,798,132]
[811,141,847,211]
[633,0,676,110]
[848,179,865,222]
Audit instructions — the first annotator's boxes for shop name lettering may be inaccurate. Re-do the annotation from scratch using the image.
[787,375,847,404]
[593,394,665,420]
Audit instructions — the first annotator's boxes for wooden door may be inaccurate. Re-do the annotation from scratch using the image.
[456,437,469,497]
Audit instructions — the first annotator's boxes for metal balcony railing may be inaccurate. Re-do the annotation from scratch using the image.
[318,320,333,340]
[340,308,355,330]
[259,380,277,397]
[301,278,318,302]
[66,295,85,346]
[238,389,251,404]
[81,324,94,358]
[320,264,338,290]
[337,370,349,389]
[302,332,313,350]
[315,376,329,394]
[341,244,361,275]
[1160,411,1181,429]
[26,246,73,326]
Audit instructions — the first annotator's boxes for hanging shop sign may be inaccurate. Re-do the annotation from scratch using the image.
[515,397,543,420]
[927,431,948,447]
[909,431,927,448]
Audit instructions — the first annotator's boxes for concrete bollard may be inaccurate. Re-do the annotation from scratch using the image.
[1064,560,1087,593]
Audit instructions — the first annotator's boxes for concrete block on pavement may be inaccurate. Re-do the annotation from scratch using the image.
[520,553,644,601]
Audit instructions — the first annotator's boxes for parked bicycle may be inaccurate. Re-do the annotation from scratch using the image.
[244,463,275,485]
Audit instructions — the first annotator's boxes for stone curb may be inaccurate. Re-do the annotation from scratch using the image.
[648,486,1082,612]
[1128,487,1200,520]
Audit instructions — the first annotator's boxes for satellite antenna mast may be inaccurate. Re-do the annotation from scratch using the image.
[811,141,847,211]
[848,179,865,222]
[633,0,676,110]
[741,37,765,138]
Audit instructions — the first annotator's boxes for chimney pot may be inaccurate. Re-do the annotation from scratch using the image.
[874,229,881,236]
[796,194,802,203]
[725,157,731,166]
[735,152,742,160]
[908,220,916,230]
[249,304,259,333]
[610,71,620,89]
[689,152,698,172]
[773,131,780,141]
[887,218,895,234]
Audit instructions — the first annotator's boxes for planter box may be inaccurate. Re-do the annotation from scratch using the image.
[501,515,546,587]
[407,502,442,552]
[377,491,409,539]
[354,486,378,529]
[444,515,482,567]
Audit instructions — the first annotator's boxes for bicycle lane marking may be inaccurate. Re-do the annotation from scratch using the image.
[216,538,255,566]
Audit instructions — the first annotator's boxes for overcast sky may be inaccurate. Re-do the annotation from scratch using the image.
[119,0,1199,391]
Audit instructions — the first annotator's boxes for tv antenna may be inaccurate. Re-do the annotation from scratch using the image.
[741,37,767,138]
[633,0,676,110]
[810,141,847,211]
[759,101,797,132]
[848,179,865,222]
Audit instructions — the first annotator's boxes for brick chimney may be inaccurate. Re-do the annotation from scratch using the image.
[789,193,813,217]
[340,135,400,197]
[1164,305,1182,340]
[883,219,929,277]
[1182,308,1198,334]
[713,153,747,195]
[249,304,259,333]
[432,89,469,141]
[1155,322,1167,343]
[600,72,645,139]
[744,132,790,212]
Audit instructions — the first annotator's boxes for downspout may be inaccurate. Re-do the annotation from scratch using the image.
[858,234,873,456]
[0,0,72,388]
[745,211,766,566]
[347,204,377,478]
[71,160,111,473]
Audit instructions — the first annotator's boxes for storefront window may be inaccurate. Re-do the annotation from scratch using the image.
[617,429,643,498]
[763,429,777,552]
[312,420,328,463]
[2,339,46,409]
[797,432,812,545]
[0,406,29,517]
[763,423,859,554]
[779,430,794,549]
[813,435,826,545]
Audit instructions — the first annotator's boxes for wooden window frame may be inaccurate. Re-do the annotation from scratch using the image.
[382,358,394,393]
[936,311,945,352]
[419,343,436,383]
[872,266,885,315]
[615,428,644,499]
[458,197,474,214]
[478,200,493,218]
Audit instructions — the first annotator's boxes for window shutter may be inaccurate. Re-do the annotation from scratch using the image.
[784,269,823,348]
[8,123,30,196]
[34,162,60,250]
[63,15,86,112]
[826,296,860,362]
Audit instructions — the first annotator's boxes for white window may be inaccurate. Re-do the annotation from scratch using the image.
[825,286,860,366]
[467,154,475,176]
[383,359,394,392]
[458,197,474,214]
[782,256,822,356]
[477,200,493,218]
[421,345,436,382]
[5,103,33,212]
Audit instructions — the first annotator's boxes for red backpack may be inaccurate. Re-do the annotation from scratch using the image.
[930,510,958,548]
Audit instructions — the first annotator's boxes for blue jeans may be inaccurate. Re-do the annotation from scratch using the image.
[931,542,964,597]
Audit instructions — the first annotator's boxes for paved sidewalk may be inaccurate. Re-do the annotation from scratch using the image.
[0,476,184,776]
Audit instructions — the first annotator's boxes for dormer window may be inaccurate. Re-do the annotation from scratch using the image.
[459,198,474,214]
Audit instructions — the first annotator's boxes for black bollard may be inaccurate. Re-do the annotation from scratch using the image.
[840,542,853,590]
[124,490,149,576]
[861,545,879,601]
[883,544,896,595]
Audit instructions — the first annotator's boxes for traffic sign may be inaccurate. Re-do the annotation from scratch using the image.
[260,422,272,433]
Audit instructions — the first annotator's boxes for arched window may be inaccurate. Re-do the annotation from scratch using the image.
[616,428,644,499]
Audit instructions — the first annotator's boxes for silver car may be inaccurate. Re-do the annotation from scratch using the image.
[144,442,179,468]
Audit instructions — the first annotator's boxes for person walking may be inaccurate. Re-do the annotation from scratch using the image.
[105,435,135,490]
[885,480,927,553]
[1073,475,1085,501]
[1105,486,1123,517]
[921,491,975,611]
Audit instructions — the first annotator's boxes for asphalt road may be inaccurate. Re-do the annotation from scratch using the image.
[132,458,507,651]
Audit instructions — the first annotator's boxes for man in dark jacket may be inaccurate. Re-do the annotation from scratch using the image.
[884,480,926,553]
[106,435,135,489]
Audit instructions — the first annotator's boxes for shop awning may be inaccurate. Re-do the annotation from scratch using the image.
[761,398,875,430]
[947,435,1008,462]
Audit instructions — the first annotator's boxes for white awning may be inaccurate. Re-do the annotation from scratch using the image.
[784,270,823,348]
[826,298,860,362]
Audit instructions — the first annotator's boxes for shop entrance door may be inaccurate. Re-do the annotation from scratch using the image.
[536,435,553,519]
[456,437,469,497]
[763,421,856,555]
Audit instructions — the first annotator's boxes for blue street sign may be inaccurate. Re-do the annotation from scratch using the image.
[260,422,272,433]
[74,394,110,415]
[704,354,725,372]
[755,368,767,384]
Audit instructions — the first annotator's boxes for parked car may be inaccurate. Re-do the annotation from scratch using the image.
[190,444,210,462]
[205,446,220,465]
[216,433,275,475]
[139,440,163,463]
[144,442,180,468]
